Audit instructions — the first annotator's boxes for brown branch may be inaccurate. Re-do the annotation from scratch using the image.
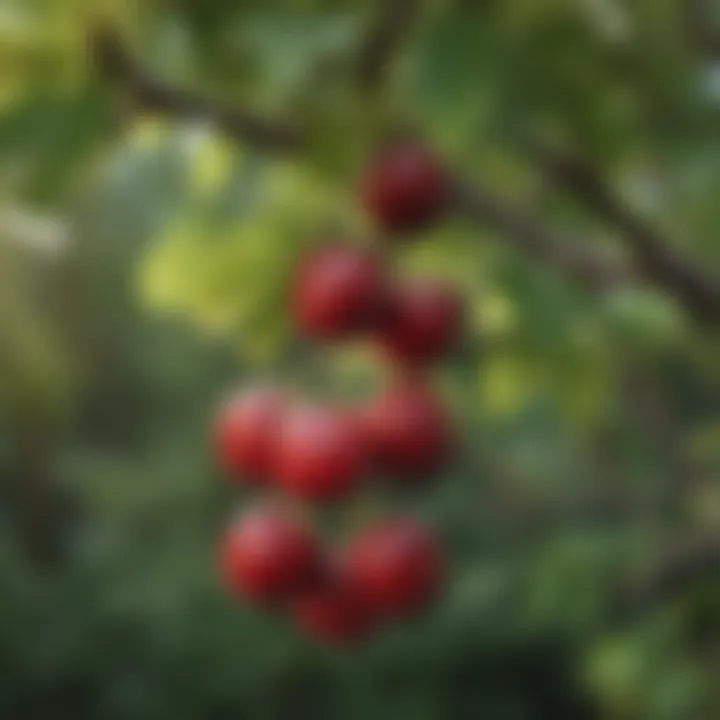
[609,534,720,625]
[8,418,74,568]
[356,0,421,91]
[91,26,302,151]
[92,25,720,322]
[620,364,704,513]
[533,145,720,322]
[682,0,720,58]
[451,176,630,290]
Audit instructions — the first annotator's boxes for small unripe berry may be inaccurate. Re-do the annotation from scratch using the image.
[220,508,320,603]
[362,142,448,234]
[215,387,286,484]
[378,278,463,366]
[292,242,388,340]
[274,404,367,502]
[346,518,443,618]
[361,383,452,481]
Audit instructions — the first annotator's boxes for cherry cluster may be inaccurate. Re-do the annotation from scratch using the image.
[215,142,464,645]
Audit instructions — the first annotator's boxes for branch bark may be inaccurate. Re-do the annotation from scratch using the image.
[86,26,641,299]
[91,24,720,321]
[451,176,630,290]
[91,26,302,151]
[533,145,720,322]
[356,0,422,92]
[682,0,720,58]
[610,534,720,625]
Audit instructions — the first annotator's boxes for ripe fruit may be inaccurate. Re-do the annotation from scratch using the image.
[378,278,463,366]
[346,517,443,618]
[292,555,375,645]
[215,387,286,484]
[292,242,388,340]
[362,142,448,233]
[221,508,320,603]
[274,404,367,502]
[361,383,451,480]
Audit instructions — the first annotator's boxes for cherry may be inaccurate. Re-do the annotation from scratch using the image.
[292,555,375,645]
[362,141,448,234]
[377,278,463,366]
[346,517,443,618]
[215,387,286,484]
[361,383,451,481]
[220,507,320,603]
[274,404,367,502]
[292,242,388,340]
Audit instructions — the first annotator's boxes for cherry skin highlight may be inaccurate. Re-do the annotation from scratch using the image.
[215,387,286,485]
[220,508,320,604]
[292,242,388,340]
[378,278,463,366]
[346,517,444,619]
[274,404,368,502]
[361,383,452,481]
[362,142,448,234]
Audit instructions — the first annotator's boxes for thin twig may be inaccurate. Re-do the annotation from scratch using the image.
[91,24,720,323]
[91,26,302,151]
[451,175,630,290]
[609,534,720,625]
[620,363,704,512]
[356,0,421,91]
[682,0,720,58]
[533,145,720,322]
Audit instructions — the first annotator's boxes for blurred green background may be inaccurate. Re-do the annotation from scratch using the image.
[1,1,720,718]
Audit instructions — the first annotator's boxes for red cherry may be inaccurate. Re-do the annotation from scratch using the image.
[346,518,443,618]
[215,387,285,484]
[220,508,320,603]
[361,384,451,481]
[274,405,367,502]
[378,278,463,366]
[362,142,448,233]
[292,555,375,645]
[292,242,388,340]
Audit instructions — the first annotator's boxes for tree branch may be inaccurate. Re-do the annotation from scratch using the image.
[610,534,720,625]
[356,0,421,91]
[92,25,720,322]
[682,0,720,58]
[91,26,303,151]
[533,145,720,322]
[620,363,704,514]
[451,175,630,290]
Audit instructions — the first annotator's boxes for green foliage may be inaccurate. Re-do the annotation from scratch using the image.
[1,1,720,718]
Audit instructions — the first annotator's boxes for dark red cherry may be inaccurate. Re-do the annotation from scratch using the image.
[292,242,388,339]
[346,517,444,618]
[378,278,463,366]
[362,142,448,234]
[292,555,376,645]
[215,387,286,484]
[220,507,320,603]
[361,383,452,481]
[274,404,368,502]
